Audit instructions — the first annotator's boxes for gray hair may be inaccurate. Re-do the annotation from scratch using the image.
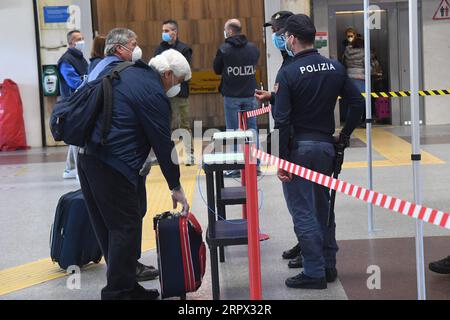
[104,28,137,56]
[149,49,192,82]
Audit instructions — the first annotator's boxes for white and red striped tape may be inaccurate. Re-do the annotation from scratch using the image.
[246,106,272,118]
[252,146,450,230]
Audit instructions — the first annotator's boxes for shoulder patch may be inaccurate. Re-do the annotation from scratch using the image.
[274,83,279,94]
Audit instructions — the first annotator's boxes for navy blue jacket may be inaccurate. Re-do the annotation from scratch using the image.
[88,56,103,75]
[154,40,192,98]
[273,49,364,160]
[86,60,180,191]
[213,35,260,98]
[270,51,294,105]
[57,48,88,98]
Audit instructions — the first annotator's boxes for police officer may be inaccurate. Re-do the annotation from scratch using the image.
[257,11,295,106]
[213,19,261,178]
[272,14,364,289]
[257,11,304,268]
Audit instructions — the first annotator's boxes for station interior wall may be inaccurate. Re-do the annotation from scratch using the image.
[1,0,449,148]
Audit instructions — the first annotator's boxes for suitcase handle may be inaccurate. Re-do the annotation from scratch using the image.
[153,211,174,231]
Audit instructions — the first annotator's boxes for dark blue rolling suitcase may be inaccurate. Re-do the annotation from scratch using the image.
[50,190,102,270]
[154,212,206,300]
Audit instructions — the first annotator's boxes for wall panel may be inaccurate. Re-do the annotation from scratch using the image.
[93,0,268,129]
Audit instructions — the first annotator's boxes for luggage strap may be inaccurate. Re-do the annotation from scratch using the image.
[101,61,135,146]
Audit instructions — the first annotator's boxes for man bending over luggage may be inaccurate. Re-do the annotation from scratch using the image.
[78,30,191,300]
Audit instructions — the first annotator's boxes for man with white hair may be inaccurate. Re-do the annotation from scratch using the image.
[77,31,192,299]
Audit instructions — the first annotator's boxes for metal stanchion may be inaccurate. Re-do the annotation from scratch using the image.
[409,0,426,300]
[364,0,375,233]
[244,139,262,300]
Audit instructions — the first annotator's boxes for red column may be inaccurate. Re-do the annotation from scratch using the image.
[239,111,248,219]
[244,142,262,300]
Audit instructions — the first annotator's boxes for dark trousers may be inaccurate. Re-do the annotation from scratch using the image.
[78,153,147,300]
[282,141,339,279]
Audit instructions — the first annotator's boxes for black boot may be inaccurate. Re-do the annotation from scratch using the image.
[288,255,303,269]
[131,283,160,300]
[326,268,338,283]
[136,262,159,282]
[429,256,450,274]
[282,243,302,260]
[285,273,327,290]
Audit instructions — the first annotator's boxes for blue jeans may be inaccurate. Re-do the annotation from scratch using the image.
[223,97,259,162]
[352,79,366,93]
[349,79,366,121]
[282,141,339,279]
[342,79,366,121]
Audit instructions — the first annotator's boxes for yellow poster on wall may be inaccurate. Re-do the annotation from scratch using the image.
[190,69,262,94]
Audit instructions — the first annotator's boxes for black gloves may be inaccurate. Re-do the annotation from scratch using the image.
[337,132,351,150]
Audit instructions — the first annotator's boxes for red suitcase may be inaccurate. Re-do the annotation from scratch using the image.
[153,212,206,300]
[375,97,391,120]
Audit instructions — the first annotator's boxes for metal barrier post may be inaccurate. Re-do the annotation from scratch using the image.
[244,140,262,300]
[409,0,426,300]
[364,0,375,233]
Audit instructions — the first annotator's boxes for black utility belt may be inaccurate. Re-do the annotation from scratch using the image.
[292,132,334,144]
[78,148,97,156]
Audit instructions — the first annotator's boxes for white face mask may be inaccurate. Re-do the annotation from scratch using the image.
[75,40,85,51]
[166,83,181,98]
[120,44,142,62]
[131,46,143,62]
[165,75,181,98]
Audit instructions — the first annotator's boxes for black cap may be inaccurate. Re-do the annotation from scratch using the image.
[264,11,294,33]
[285,14,316,44]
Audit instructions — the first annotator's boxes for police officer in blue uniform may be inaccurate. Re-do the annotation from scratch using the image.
[273,14,364,289]
[258,11,305,268]
[265,11,295,70]
[257,11,295,107]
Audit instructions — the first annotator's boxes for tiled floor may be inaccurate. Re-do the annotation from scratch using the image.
[1,126,450,300]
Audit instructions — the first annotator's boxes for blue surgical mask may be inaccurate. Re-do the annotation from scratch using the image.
[272,33,286,50]
[74,40,85,52]
[162,32,172,43]
[285,36,295,57]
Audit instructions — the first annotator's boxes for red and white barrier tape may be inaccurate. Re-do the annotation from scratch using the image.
[252,146,450,230]
[246,106,272,118]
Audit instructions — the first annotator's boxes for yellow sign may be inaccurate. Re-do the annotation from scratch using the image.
[190,70,262,95]
[189,71,221,94]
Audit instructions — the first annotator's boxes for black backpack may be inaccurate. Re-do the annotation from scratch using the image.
[50,61,134,147]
